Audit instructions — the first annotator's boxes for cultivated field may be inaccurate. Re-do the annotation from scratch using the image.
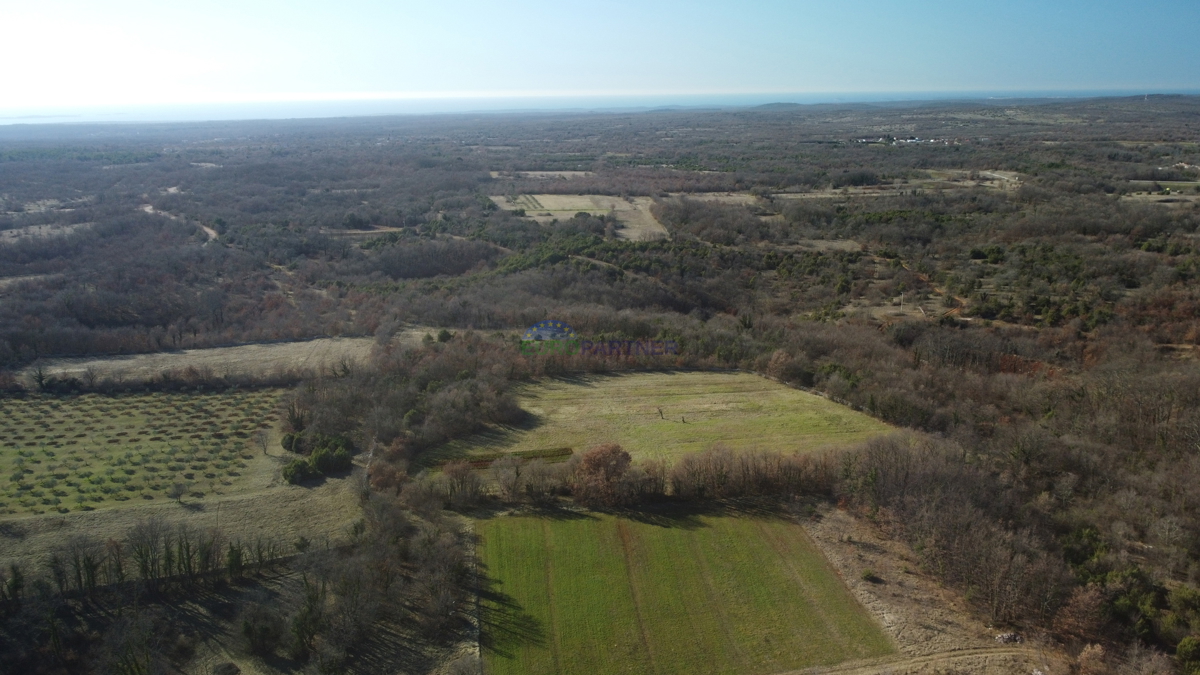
[21,329,434,385]
[490,194,669,241]
[0,389,280,515]
[428,371,891,465]
[664,191,759,204]
[478,512,894,675]
[1121,182,1200,209]
[0,388,363,573]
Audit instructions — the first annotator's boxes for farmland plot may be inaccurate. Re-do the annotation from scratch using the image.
[427,371,891,465]
[478,512,894,675]
[0,389,280,515]
[490,194,669,241]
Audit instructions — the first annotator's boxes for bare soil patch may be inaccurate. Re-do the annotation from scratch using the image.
[797,504,1067,674]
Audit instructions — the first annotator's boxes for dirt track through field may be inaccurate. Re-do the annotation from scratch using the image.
[778,646,1051,675]
[797,506,1066,674]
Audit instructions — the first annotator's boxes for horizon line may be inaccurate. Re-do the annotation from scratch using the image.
[3,89,1198,127]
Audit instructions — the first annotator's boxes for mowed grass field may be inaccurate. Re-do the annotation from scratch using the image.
[429,371,891,465]
[478,512,894,675]
[0,390,280,515]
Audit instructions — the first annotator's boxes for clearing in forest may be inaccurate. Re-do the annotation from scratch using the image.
[478,512,894,675]
[490,194,669,241]
[21,329,434,384]
[427,371,891,465]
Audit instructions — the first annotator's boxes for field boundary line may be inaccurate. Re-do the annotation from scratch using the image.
[540,519,564,675]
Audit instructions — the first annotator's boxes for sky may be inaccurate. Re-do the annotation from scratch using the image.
[2,0,1199,121]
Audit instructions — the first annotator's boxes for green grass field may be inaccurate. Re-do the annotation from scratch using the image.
[427,371,891,466]
[478,512,894,675]
[0,390,280,515]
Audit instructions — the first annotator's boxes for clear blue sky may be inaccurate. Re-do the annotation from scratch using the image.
[2,0,1198,114]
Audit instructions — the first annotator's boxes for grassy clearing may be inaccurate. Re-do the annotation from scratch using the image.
[427,371,891,466]
[23,329,434,384]
[490,194,668,241]
[0,389,281,515]
[478,511,894,675]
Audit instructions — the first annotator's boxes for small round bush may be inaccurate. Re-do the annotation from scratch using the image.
[309,446,351,475]
[281,459,315,484]
[280,433,301,453]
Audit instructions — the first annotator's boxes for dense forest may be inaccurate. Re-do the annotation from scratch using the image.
[4,96,1200,673]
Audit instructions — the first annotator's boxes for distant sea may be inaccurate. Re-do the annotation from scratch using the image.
[2,90,1198,126]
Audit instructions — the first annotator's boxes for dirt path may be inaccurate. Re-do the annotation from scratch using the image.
[141,204,216,242]
[778,646,1052,674]
[797,505,1067,674]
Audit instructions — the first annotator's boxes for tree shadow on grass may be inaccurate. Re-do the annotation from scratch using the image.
[610,496,798,529]
[472,503,597,522]
[539,369,690,390]
[416,414,548,469]
[347,618,453,675]
[476,570,546,659]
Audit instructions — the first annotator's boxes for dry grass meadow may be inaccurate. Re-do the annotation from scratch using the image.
[490,194,669,241]
[20,328,434,385]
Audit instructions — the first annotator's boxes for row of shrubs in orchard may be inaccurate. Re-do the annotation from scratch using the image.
[281,433,354,484]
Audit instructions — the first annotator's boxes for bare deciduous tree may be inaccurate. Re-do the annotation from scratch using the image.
[490,455,524,502]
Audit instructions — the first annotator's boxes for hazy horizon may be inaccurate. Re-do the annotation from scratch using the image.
[5,89,1200,127]
[3,0,1197,125]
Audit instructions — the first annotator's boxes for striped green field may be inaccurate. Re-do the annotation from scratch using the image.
[478,512,894,675]
[425,371,891,466]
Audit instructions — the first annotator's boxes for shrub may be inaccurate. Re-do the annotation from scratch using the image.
[282,459,316,484]
[240,603,286,656]
[309,446,351,475]
[1178,636,1200,674]
[280,433,301,453]
[571,444,632,507]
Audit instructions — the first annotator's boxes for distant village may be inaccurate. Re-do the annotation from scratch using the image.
[853,136,961,145]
